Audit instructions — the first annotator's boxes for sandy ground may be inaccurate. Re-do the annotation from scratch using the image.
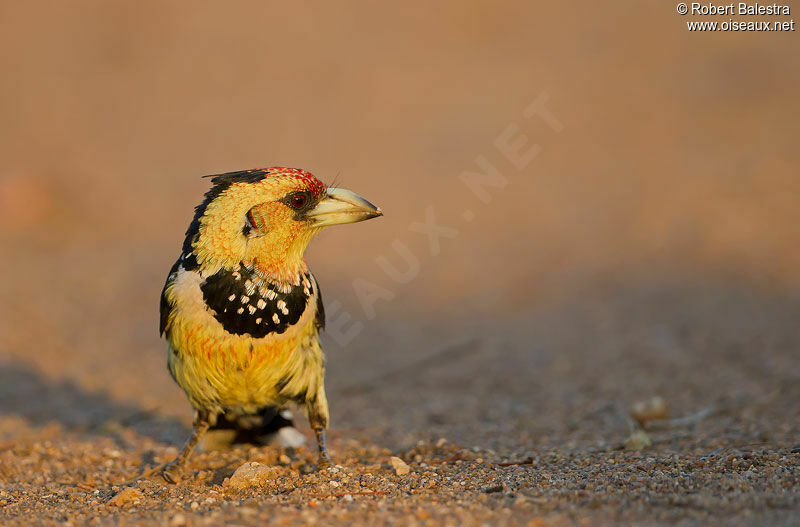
[1,277,798,526]
[1,2,800,526]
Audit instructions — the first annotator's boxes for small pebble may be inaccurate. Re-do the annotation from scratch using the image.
[224,461,279,490]
[624,429,652,451]
[108,487,144,508]
[631,396,669,425]
[481,483,503,494]
[390,456,410,476]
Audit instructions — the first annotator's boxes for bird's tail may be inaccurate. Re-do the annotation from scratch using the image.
[201,406,307,451]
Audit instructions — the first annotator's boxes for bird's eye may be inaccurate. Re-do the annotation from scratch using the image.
[289,192,309,210]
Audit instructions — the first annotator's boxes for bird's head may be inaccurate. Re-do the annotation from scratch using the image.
[184,167,382,284]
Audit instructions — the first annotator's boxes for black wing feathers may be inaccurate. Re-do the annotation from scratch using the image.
[159,259,181,336]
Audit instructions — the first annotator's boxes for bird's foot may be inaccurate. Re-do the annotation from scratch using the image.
[313,427,332,470]
[316,453,333,470]
[161,461,184,484]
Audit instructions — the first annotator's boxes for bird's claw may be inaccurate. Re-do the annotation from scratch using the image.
[161,462,183,484]
[316,454,333,470]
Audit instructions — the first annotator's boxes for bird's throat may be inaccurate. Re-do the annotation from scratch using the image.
[245,228,320,287]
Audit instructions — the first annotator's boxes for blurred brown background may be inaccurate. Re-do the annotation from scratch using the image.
[1,1,799,451]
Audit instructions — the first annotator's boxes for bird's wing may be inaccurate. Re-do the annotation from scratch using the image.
[159,258,182,336]
[312,274,325,330]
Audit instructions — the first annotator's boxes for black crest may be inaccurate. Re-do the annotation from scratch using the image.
[200,264,316,338]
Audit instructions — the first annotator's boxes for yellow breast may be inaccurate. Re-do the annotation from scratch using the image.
[163,266,325,415]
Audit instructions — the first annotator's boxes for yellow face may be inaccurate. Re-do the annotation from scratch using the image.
[188,168,381,284]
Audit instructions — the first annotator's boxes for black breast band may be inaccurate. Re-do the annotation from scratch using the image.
[200,265,315,338]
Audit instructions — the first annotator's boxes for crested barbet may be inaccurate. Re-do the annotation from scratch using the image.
[159,167,382,482]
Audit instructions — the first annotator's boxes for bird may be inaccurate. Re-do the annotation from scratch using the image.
[158,167,382,482]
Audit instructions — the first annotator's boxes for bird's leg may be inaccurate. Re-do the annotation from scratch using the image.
[306,383,332,468]
[314,427,332,467]
[162,412,211,483]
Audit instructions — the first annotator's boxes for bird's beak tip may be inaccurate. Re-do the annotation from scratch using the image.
[306,187,383,227]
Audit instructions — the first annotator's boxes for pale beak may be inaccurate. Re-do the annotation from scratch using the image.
[306,187,383,227]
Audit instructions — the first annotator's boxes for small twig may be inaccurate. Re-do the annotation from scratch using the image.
[496,457,534,467]
[642,405,717,430]
[665,405,715,427]
[430,453,468,465]
[310,490,389,499]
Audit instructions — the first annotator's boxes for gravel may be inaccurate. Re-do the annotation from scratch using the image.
[1,278,799,526]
